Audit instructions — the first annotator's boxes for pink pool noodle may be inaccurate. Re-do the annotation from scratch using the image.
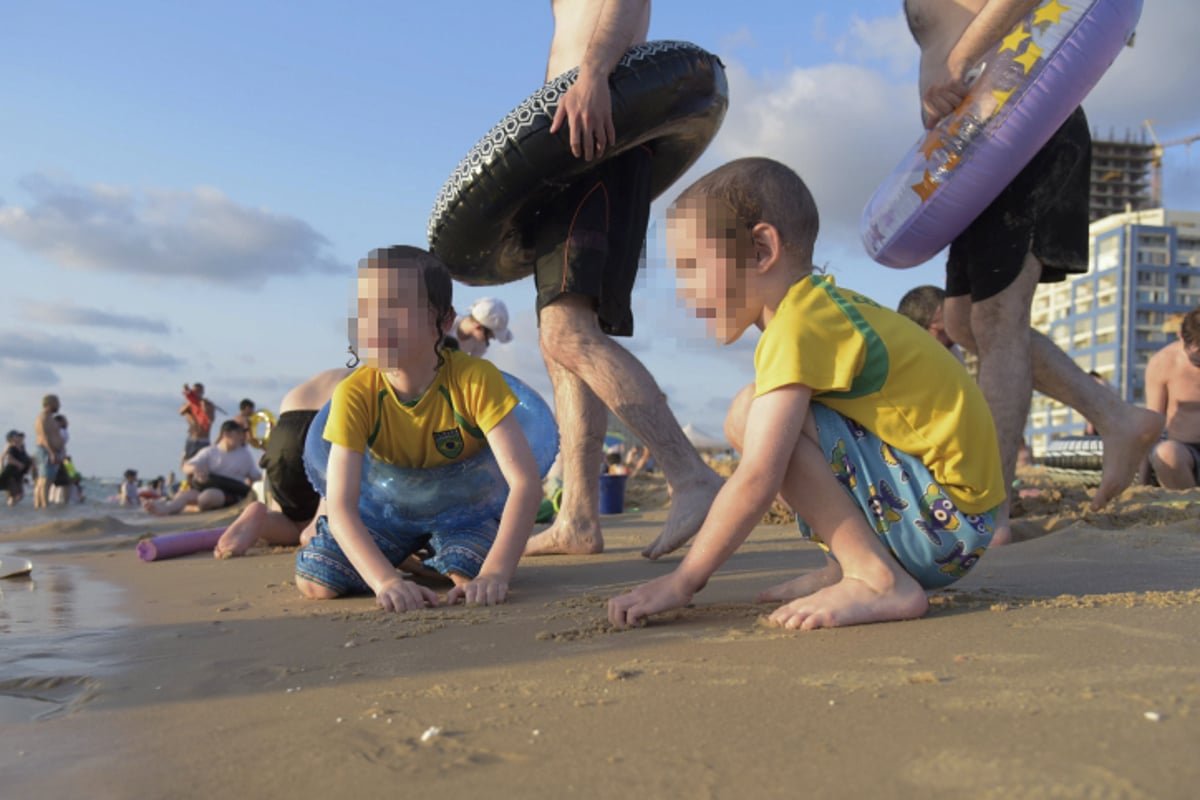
[136,528,226,562]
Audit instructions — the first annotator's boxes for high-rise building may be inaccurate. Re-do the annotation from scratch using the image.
[1027,209,1200,456]
[1089,133,1155,222]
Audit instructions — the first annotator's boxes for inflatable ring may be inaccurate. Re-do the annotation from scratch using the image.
[303,372,559,533]
[862,0,1142,268]
[247,409,277,450]
[427,40,729,286]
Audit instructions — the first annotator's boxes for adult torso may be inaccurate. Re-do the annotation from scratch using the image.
[1159,342,1200,442]
[546,0,650,79]
[906,0,985,99]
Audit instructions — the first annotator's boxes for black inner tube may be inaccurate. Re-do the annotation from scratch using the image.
[427,40,728,286]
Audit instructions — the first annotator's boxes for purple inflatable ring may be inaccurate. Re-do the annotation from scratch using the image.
[862,0,1142,269]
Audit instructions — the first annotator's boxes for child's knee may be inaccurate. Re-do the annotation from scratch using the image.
[295,575,339,600]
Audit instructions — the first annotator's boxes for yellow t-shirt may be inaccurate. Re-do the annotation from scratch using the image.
[324,350,517,468]
[755,275,1004,514]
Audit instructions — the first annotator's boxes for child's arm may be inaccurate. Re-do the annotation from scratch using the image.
[447,412,541,606]
[609,385,813,628]
[325,442,439,612]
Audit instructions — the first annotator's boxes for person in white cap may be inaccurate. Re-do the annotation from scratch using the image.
[451,297,514,358]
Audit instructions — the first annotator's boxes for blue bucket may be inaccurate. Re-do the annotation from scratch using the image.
[599,474,628,515]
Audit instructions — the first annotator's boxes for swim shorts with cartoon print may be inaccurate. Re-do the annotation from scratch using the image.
[799,402,997,589]
[295,515,499,596]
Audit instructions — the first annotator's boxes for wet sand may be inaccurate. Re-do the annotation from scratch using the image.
[0,475,1198,798]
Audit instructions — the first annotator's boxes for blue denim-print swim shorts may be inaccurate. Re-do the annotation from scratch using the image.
[295,515,499,596]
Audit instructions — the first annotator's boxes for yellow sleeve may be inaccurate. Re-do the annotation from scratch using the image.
[460,358,518,435]
[322,369,375,455]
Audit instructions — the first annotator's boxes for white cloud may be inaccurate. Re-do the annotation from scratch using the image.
[108,344,185,369]
[834,13,916,75]
[21,301,171,334]
[0,175,347,286]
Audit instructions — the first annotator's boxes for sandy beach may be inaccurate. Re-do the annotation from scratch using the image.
[1,471,1198,799]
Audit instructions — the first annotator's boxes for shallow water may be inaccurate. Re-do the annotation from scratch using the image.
[0,478,149,535]
[0,544,132,722]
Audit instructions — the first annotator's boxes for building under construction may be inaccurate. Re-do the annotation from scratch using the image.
[1089,130,1155,221]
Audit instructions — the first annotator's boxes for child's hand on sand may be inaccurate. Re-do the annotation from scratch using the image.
[608,573,696,629]
[375,576,439,612]
[447,574,509,606]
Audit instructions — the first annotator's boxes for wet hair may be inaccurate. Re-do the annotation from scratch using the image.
[897,285,946,329]
[345,245,455,370]
[239,398,255,412]
[1182,307,1200,347]
[672,157,820,264]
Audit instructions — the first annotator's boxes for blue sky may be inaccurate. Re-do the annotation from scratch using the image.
[2,0,1198,480]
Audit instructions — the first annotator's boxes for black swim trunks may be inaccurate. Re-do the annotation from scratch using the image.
[530,144,654,337]
[193,473,252,505]
[260,409,320,522]
[946,107,1091,302]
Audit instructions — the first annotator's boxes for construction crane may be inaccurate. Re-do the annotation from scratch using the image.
[1143,120,1200,207]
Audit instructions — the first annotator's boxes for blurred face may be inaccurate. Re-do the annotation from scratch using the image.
[223,428,247,448]
[667,200,758,345]
[355,265,434,369]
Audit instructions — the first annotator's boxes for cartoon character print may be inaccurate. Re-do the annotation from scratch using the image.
[934,541,987,578]
[915,483,961,546]
[963,513,995,538]
[879,441,912,483]
[830,438,857,490]
[866,478,908,534]
[844,417,870,441]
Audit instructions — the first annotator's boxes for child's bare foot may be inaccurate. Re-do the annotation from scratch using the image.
[642,472,724,560]
[1093,408,1164,510]
[524,517,603,556]
[214,504,264,559]
[766,566,928,630]
[755,561,842,603]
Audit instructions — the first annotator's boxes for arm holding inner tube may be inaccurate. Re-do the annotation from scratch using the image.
[549,0,650,161]
[325,442,440,612]
[922,0,1041,128]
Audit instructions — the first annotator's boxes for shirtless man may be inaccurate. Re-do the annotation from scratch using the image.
[180,383,218,465]
[524,0,722,559]
[33,394,65,509]
[1144,308,1200,489]
[906,0,1162,542]
[214,368,353,557]
[449,298,514,359]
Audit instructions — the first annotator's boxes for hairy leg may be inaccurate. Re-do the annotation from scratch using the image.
[530,296,722,558]
[524,352,607,556]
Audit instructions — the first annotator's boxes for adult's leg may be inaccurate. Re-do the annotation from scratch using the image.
[214,501,306,558]
[1148,441,1199,490]
[33,477,48,509]
[144,489,199,516]
[529,295,722,558]
[524,349,607,555]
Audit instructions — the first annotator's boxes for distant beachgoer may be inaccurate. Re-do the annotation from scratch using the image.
[1143,307,1200,489]
[50,413,75,504]
[233,398,256,433]
[448,297,514,358]
[1,430,33,505]
[180,383,218,465]
[214,367,353,559]
[119,469,141,506]
[33,394,65,509]
[146,420,262,516]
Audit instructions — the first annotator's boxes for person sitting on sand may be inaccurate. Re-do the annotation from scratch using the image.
[1143,307,1200,489]
[609,158,1006,631]
[213,367,354,559]
[292,246,542,611]
[145,420,262,516]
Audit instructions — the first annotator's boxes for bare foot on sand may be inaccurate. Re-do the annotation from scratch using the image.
[641,473,724,560]
[214,503,264,559]
[1093,408,1165,510]
[755,560,842,603]
[524,517,604,556]
[766,567,927,630]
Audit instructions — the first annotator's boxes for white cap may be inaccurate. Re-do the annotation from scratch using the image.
[469,297,513,343]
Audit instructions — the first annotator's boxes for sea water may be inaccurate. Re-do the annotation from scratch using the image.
[0,477,146,722]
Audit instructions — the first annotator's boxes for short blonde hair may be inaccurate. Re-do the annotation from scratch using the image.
[672,157,820,263]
